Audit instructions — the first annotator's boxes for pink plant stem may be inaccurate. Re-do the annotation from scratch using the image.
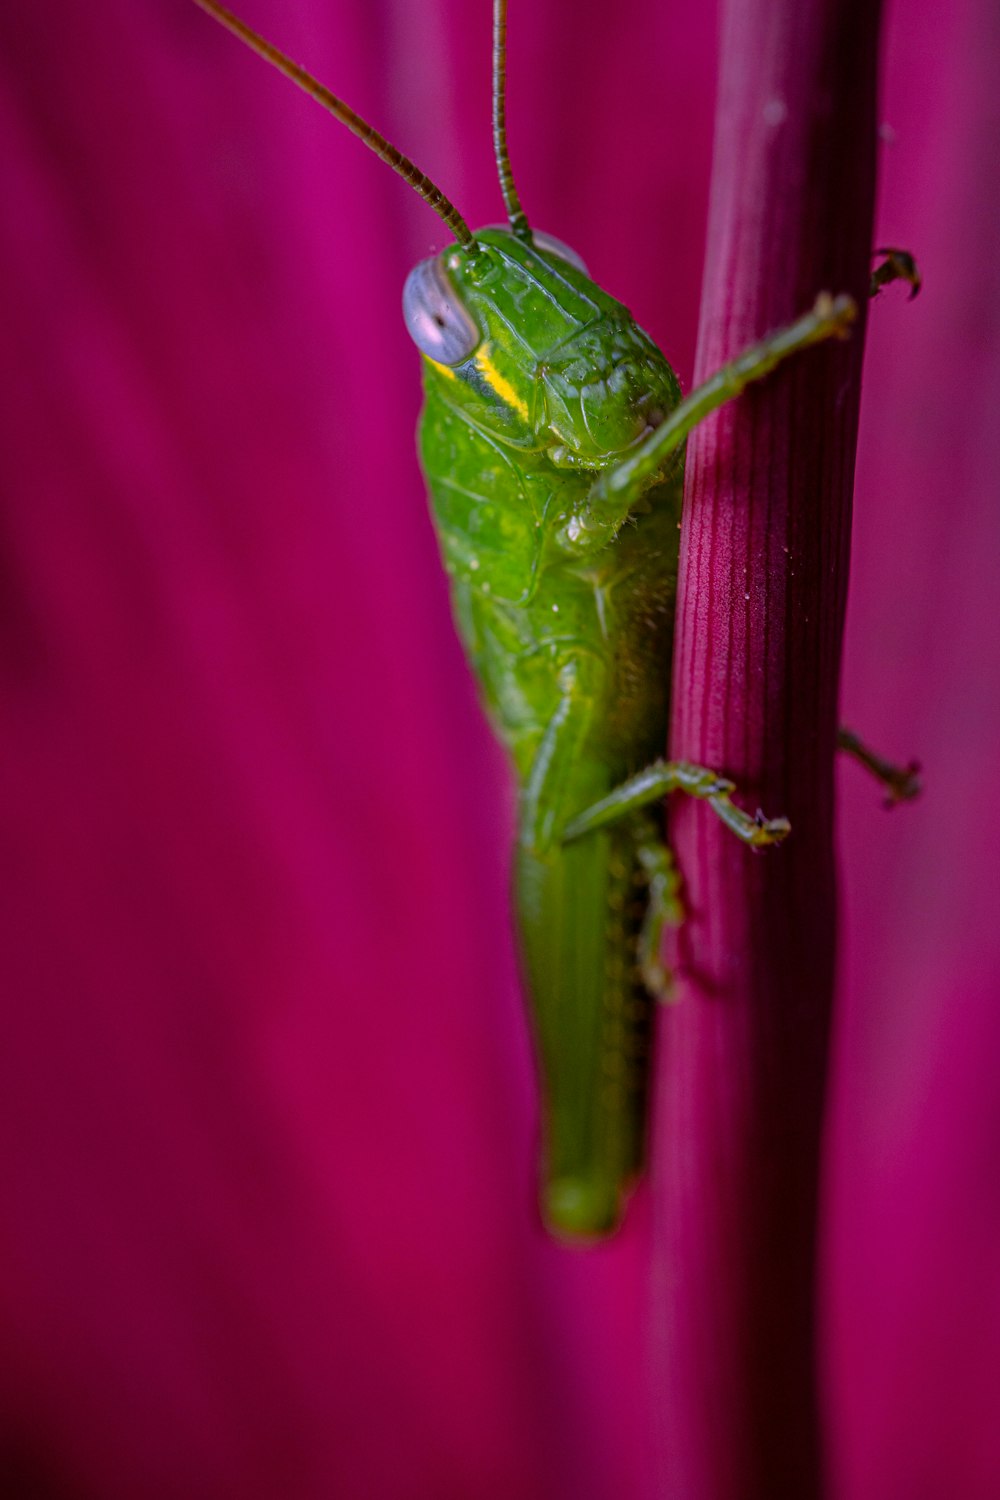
[653,1,883,1495]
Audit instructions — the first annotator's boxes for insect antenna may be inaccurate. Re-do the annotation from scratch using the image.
[192,0,477,249]
[492,0,532,239]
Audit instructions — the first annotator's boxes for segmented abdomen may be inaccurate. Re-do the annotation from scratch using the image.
[515,770,654,1238]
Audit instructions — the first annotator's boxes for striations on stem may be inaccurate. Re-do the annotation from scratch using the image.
[652,1,883,1497]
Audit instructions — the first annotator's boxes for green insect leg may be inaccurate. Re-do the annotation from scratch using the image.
[518,657,600,853]
[563,758,791,849]
[513,655,649,1239]
[838,726,921,805]
[633,816,684,1002]
[559,294,857,553]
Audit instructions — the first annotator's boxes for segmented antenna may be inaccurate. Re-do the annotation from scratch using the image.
[492,0,531,239]
[192,0,476,248]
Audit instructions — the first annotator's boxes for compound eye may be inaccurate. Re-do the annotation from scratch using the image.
[402,257,480,365]
[531,230,589,275]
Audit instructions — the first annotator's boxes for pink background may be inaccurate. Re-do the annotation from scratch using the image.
[0,2,996,1496]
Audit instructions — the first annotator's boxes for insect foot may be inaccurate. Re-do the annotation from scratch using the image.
[870,247,923,300]
[837,727,922,805]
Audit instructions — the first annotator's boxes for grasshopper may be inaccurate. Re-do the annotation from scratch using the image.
[194,0,918,1238]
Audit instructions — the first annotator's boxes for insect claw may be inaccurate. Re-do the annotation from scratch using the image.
[839,728,922,805]
[750,812,792,847]
[882,759,922,806]
[870,247,923,300]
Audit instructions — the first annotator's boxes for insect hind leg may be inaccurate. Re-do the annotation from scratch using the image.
[632,816,684,1002]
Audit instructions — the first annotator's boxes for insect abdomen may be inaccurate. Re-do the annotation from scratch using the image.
[515,797,651,1237]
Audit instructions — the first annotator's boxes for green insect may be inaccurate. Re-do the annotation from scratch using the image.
[194,0,918,1239]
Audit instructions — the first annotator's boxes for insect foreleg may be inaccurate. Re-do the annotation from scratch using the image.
[837,727,922,805]
[556,294,856,556]
[870,248,922,300]
[562,759,791,849]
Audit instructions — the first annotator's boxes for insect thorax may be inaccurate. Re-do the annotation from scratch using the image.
[413,231,684,775]
[416,311,682,606]
[418,379,682,782]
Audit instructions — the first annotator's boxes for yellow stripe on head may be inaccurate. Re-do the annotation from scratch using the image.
[474,346,530,421]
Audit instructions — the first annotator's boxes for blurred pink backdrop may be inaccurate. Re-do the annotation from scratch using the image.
[0,2,996,1497]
